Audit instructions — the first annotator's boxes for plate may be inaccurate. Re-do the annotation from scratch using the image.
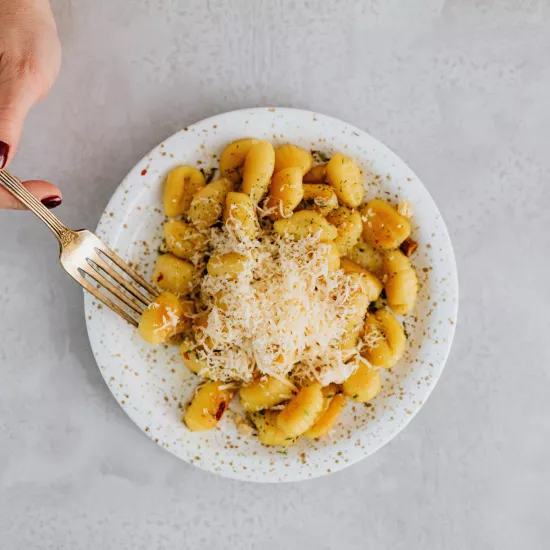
[84,107,458,482]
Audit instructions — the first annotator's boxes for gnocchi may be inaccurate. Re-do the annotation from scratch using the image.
[360,199,411,250]
[163,165,206,217]
[273,210,338,242]
[265,166,304,219]
[152,254,195,294]
[223,192,259,240]
[326,154,365,207]
[342,357,381,402]
[184,382,235,431]
[300,183,339,216]
[139,138,422,447]
[138,292,185,345]
[383,249,418,315]
[164,220,207,261]
[220,138,259,183]
[241,140,275,203]
[274,144,313,175]
[189,178,234,229]
[362,309,406,369]
[240,375,295,412]
[326,206,363,255]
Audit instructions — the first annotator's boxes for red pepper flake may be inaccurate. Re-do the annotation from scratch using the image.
[141,169,147,176]
[215,401,226,421]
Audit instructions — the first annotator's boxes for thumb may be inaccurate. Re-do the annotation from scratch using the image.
[0,77,36,168]
[0,180,62,210]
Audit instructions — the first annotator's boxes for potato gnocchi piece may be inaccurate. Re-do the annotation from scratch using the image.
[274,144,313,175]
[189,178,234,229]
[180,339,207,374]
[250,411,296,446]
[241,140,275,203]
[326,206,363,256]
[341,258,383,302]
[273,210,337,243]
[346,236,384,275]
[319,242,341,271]
[362,309,406,369]
[138,292,184,345]
[340,325,361,361]
[165,300,196,345]
[265,166,304,219]
[300,183,339,216]
[343,273,371,329]
[223,192,259,240]
[152,254,195,294]
[163,165,206,217]
[207,252,247,278]
[240,375,295,412]
[184,381,235,431]
[219,138,259,183]
[164,220,208,261]
[383,249,418,315]
[325,154,365,207]
[276,382,324,437]
[360,199,411,250]
[304,393,346,439]
[303,163,327,183]
[342,357,381,402]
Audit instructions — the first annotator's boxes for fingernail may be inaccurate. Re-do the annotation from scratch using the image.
[41,196,62,209]
[0,141,9,169]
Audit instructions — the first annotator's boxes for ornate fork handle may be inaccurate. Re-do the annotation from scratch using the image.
[0,170,76,246]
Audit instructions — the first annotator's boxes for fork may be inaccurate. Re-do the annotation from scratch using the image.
[0,169,159,326]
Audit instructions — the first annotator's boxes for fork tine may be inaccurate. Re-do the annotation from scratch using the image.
[92,252,153,306]
[98,246,159,298]
[82,259,146,315]
[74,269,139,327]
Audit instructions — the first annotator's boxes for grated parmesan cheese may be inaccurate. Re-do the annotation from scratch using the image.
[192,218,366,385]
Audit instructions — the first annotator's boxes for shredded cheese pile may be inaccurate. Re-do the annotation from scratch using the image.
[192,221,365,385]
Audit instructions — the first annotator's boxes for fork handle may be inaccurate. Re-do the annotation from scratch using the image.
[0,170,74,245]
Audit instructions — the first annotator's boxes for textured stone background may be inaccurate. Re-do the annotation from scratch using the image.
[1,1,549,548]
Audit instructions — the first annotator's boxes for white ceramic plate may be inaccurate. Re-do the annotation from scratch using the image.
[85,107,458,482]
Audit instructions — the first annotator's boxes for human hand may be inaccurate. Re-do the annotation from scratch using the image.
[0,0,62,209]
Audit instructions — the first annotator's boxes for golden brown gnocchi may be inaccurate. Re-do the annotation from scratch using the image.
[273,210,338,242]
[300,183,339,216]
[223,192,259,240]
[360,199,411,250]
[240,375,295,412]
[152,254,195,294]
[142,137,422,447]
[326,206,363,255]
[220,138,259,183]
[164,220,208,261]
[342,357,381,402]
[251,411,296,446]
[383,249,418,315]
[326,154,365,207]
[184,382,235,431]
[138,292,184,345]
[274,144,313,175]
[189,178,234,229]
[362,309,406,369]
[276,382,324,437]
[265,166,304,219]
[241,140,275,203]
[163,165,206,217]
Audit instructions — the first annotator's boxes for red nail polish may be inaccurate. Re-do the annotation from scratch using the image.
[41,196,62,209]
[0,141,9,169]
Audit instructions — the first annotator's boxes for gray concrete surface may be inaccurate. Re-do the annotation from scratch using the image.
[1,1,549,548]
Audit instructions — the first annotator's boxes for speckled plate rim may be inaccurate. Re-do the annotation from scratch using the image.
[84,107,458,482]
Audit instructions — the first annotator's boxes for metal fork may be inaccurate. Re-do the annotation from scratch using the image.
[0,169,159,326]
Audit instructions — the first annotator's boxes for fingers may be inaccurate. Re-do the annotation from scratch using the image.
[0,79,35,167]
[0,179,62,210]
